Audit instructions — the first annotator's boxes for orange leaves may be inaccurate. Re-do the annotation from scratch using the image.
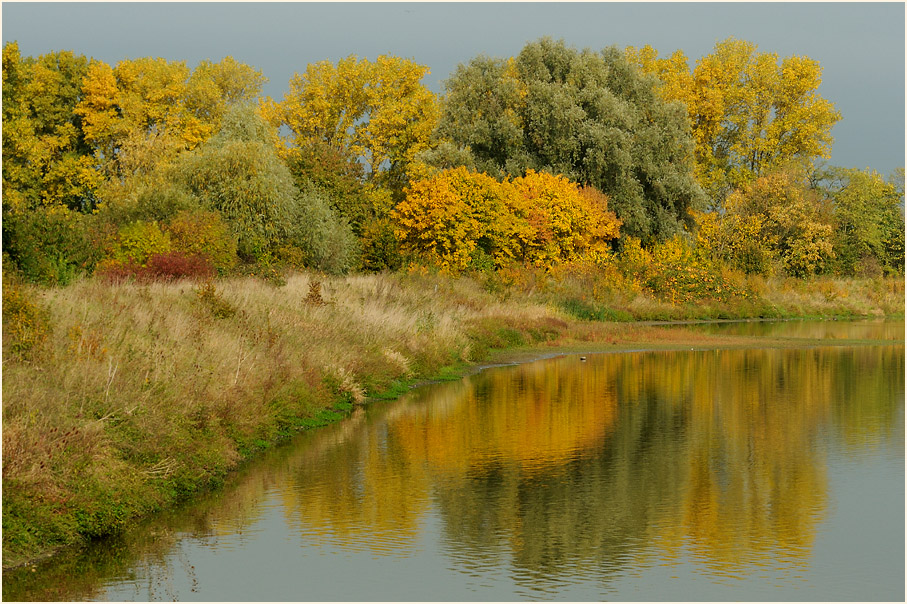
[393,168,621,272]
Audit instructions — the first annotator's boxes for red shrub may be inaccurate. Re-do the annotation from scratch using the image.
[144,252,215,282]
[96,253,214,283]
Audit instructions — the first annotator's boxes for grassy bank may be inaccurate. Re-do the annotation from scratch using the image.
[2,270,903,568]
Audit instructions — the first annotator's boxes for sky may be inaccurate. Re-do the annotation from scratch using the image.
[2,2,904,176]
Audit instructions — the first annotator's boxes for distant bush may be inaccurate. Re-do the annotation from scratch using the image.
[2,274,50,361]
[145,252,215,281]
[165,210,238,273]
[2,208,101,285]
[109,221,173,266]
[98,252,214,283]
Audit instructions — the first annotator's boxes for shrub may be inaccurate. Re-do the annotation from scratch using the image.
[195,281,237,319]
[97,177,201,226]
[110,221,173,266]
[509,172,621,267]
[2,208,101,285]
[165,210,238,273]
[96,252,215,283]
[2,275,50,361]
[359,217,403,272]
[644,236,748,304]
[395,168,623,273]
[95,258,144,283]
[144,252,215,281]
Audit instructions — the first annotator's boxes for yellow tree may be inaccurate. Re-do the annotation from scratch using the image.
[724,169,835,276]
[627,38,841,204]
[510,171,621,266]
[394,168,621,272]
[2,42,101,214]
[76,55,266,181]
[265,54,439,186]
[392,167,518,271]
[2,43,106,284]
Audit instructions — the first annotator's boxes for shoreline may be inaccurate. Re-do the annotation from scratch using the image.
[2,272,903,572]
[5,322,904,573]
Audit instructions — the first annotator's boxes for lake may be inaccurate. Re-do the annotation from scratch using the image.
[4,320,904,601]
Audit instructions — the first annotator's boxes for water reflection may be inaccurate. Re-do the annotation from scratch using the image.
[4,342,904,601]
[683,318,904,341]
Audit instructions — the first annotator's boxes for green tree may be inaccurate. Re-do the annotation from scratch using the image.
[285,140,372,235]
[175,104,357,272]
[432,38,705,244]
[819,167,905,276]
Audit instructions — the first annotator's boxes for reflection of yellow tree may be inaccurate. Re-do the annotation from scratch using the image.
[631,348,837,574]
[279,409,430,555]
[391,356,619,475]
[281,346,900,581]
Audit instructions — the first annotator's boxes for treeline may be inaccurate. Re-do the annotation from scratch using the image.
[2,37,904,291]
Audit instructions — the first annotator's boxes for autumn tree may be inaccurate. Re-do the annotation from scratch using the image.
[174,104,357,272]
[76,55,266,182]
[723,169,835,277]
[264,54,439,195]
[393,167,516,271]
[509,171,621,266]
[2,42,104,284]
[2,42,100,213]
[431,38,705,243]
[818,167,905,276]
[627,38,841,205]
[393,167,620,272]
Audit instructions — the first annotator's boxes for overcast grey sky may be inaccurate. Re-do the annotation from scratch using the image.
[2,2,904,176]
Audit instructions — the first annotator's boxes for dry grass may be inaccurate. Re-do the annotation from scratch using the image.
[1,271,567,566]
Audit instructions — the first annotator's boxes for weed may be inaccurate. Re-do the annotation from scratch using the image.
[195,281,237,319]
[305,280,325,305]
[2,278,50,362]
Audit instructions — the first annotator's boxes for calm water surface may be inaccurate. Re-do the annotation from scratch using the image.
[5,321,904,601]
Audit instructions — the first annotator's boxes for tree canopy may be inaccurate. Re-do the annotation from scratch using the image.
[263,54,439,191]
[626,38,842,205]
[76,55,266,181]
[431,38,706,243]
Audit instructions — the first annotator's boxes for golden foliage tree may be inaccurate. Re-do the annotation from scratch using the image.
[509,171,621,266]
[724,170,835,277]
[2,42,101,214]
[76,55,266,180]
[392,167,516,271]
[264,55,439,187]
[627,38,841,204]
[393,168,620,272]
